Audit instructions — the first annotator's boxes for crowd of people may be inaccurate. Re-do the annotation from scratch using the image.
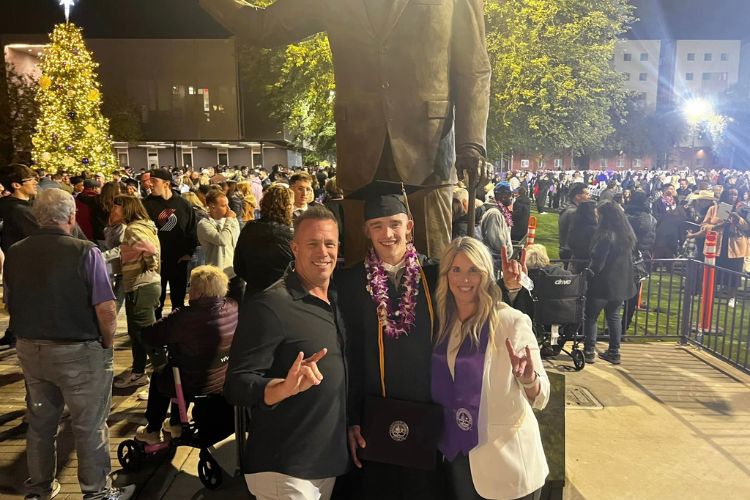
[1,157,749,500]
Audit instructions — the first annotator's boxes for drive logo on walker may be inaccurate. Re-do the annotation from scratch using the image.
[456,408,473,431]
[554,279,572,285]
[389,420,409,442]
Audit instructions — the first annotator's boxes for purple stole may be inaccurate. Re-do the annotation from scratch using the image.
[431,322,489,460]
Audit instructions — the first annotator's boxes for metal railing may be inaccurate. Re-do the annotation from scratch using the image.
[544,258,750,374]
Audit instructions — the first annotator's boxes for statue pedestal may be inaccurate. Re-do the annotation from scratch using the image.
[536,372,565,499]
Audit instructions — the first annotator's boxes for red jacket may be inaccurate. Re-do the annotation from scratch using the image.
[142,296,238,397]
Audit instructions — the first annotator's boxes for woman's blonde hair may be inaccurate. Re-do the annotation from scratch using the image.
[525,244,550,270]
[435,237,504,348]
[189,265,228,299]
[182,191,206,210]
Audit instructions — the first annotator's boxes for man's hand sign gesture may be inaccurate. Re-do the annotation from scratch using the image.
[264,348,328,406]
[283,349,328,396]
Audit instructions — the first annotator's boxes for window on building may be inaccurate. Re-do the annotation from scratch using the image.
[639,73,647,81]
[640,53,648,61]
[521,159,530,169]
[147,148,159,168]
[702,72,712,81]
[704,53,712,61]
[623,72,631,81]
[623,53,632,61]
[617,157,625,168]
[554,158,563,169]
[687,53,695,61]
[600,158,608,168]
[720,72,728,81]
[633,159,642,169]
[182,150,193,168]
[686,72,694,81]
[721,53,729,61]
[217,148,229,166]
[116,148,129,168]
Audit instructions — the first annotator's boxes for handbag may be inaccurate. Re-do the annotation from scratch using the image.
[358,267,443,471]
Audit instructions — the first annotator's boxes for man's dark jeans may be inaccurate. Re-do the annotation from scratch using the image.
[157,259,188,319]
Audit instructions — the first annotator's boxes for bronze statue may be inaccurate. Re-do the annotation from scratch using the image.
[200,0,491,258]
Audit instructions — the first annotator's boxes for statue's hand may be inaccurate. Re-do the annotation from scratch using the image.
[456,147,491,190]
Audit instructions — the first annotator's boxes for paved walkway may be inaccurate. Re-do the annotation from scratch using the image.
[1,304,749,499]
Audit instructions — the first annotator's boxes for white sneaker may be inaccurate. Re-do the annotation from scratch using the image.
[114,373,149,389]
[24,479,61,499]
[135,425,163,445]
[728,298,736,308]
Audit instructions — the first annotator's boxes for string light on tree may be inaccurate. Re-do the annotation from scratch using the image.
[32,23,117,175]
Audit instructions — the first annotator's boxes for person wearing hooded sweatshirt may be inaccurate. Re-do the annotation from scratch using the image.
[143,168,197,319]
[111,195,162,390]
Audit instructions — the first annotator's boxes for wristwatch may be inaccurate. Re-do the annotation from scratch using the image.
[519,371,539,389]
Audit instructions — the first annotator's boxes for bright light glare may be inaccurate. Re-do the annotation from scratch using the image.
[683,98,714,124]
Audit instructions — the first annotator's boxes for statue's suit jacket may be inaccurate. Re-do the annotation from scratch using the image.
[200,0,491,193]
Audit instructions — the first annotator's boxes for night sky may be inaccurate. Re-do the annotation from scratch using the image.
[1,0,749,40]
[629,0,750,40]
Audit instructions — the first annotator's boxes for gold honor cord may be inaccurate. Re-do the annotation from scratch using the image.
[377,266,434,398]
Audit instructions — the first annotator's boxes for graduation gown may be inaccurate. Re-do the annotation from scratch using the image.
[335,255,444,500]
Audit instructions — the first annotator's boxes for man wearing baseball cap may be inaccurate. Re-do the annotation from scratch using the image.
[143,168,197,318]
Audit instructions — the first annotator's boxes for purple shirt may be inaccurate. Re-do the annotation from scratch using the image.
[84,247,116,305]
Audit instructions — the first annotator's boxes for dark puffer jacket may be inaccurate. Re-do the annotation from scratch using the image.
[625,197,656,261]
[567,201,598,273]
[142,296,238,397]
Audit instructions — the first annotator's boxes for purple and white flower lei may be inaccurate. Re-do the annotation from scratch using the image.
[365,243,421,339]
[496,201,514,227]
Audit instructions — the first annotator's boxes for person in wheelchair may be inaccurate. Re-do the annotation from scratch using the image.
[135,265,239,445]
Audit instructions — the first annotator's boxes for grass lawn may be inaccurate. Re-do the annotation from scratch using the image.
[527,206,750,370]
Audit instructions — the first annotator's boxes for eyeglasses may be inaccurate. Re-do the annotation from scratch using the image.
[20,178,38,184]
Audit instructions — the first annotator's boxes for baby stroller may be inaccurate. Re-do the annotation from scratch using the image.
[530,267,587,371]
[117,366,235,489]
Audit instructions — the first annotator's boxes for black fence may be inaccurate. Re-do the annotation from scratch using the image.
[547,258,750,374]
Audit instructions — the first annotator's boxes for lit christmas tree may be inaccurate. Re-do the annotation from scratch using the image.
[32,22,117,175]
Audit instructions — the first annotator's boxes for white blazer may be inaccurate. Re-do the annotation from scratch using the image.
[468,303,550,500]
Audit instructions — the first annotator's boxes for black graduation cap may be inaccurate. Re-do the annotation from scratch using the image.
[346,180,423,221]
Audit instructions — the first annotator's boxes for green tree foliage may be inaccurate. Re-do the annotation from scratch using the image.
[238,0,335,161]
[486,0,634,157]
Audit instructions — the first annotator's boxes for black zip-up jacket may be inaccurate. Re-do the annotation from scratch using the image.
[0,196,38,253]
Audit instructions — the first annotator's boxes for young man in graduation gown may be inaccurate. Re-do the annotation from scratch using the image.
[336,183,443,500]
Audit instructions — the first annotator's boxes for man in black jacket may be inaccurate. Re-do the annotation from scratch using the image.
[558,182,589,261]
[143,168,197,318]
[0,163,39,347]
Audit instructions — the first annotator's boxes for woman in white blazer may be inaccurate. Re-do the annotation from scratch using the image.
[432,237,550,500]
